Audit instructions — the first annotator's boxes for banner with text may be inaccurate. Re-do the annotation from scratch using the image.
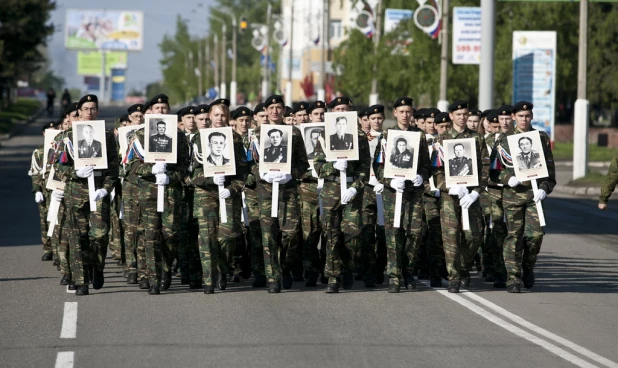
[452,7,481,65]
[65,9,144,51]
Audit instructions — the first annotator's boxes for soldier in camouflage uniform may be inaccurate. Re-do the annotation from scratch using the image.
[31,122,56,261]
[373,99,430,293]
[598,152,618,210]
[109,116,128,263]
[490,101,555,293]
[430,101,490,293]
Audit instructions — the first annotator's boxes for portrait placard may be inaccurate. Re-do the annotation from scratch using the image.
[143,114,178,164]
[443,137,479,188]
[259,124,292,174]
[384,130,421,180]
[324,111,359,161]
[46,166,65,191]
[300,122,325,167]
[118,124,144,161]
[507,130,549,181]
[199,127,236,177]
[42,129,62,175]
[72,120,108,169]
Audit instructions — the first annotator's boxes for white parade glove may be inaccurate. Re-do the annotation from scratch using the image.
[373,183,384,194]
[52,189,64,202]
[433,189,441,198]
[151,163,167,175]
[389,178,405,192]
[508,176,521,188]
[76,166,93,178]
[277,173,293,184]
[459,191,480,209]
[411,174,423,187]
[448,185,468,199]
[317,179,324,190]
[94,189,108,201]
[333,159,347,172]
[213,174,226,186]
[533,189,547,203]
[341,187,357,204]
[311,168,318,178]
[219,188,231,199]
[260,172,274,183]
[369,176,379,187]
[155,173,169,185]
[35,191,44,203]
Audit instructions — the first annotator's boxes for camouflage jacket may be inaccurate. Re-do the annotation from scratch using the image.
[599,151,618,204]
[241,132,258,188]
[29,144,45,193]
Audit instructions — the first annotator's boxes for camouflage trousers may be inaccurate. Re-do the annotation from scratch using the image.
[502,186,544,285]
[185,188,202,283]
[320,179,363,279]
[243,186,265,280]
[440,193,484,282]
[37,193,52,255]
[217,193,241,278]
[122,180,142,277]
[192,189,220,286]
[161,184,187,275]
[382,187,424,283]
[51,199,71,276]
[108,184,124,260]
[298,180,323,275]
[256,181,301,283]
[135,179,163,286]
[422,194,446,279]
[360,185,386,280]
[482,187,507,282]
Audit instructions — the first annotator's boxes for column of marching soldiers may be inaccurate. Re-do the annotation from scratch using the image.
[30,91,555,296]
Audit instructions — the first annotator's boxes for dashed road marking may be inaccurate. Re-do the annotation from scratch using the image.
[60,302,77,339]
[54,351,74,368]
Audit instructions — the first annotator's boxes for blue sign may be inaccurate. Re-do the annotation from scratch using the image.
[110,68,126,102]
[207,87,218,99]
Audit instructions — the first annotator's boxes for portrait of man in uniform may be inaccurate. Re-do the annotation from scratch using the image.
[149,120,173,153]
[449,143,473,176]
[389,137,414,169]
[306,128,323,160]
[329,116,354,151]
[517,136,543,170]
[77,124,102,158]
[263,128,288,163]
[206,131,230,166]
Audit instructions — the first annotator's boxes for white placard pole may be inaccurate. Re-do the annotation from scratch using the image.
[110,188,116,203]
[241,192,249,226]
[488,214,493,229]
[218,185,228,223]
[47,197,60,222]
[318,178,324,216]
[376,193,385,226]
[531,179,546,227]
[393,192,403,228]
[47,217,56,237]
[157,185,165,212]
[462,208,471,231]
[119,200,124,220]
[271,181,279,218]
[340,171,347,203]
[88,175,96,212]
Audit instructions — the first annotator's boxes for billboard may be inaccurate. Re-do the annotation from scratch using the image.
[512,31,557,140]
[77,51,127,76]
[452,7,481,65]
[65,9,144,51]
[384,8,414,33]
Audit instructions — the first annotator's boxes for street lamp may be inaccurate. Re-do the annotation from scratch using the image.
[210,15,228,100]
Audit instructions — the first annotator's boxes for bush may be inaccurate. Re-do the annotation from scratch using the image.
[0,98,42,133]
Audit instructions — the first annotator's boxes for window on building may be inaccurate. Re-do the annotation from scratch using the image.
[330,20,342,40]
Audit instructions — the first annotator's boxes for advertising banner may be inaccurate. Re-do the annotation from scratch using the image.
[452,7,481,65]
[65,9,144,51]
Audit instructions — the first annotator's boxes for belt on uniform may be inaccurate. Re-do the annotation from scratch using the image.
[324,175,355,183]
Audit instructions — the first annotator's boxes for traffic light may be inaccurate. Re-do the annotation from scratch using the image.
[239,16,248,33]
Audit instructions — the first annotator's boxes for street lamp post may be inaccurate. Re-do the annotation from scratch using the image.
[211,15,228,99]
[231,14,238,106]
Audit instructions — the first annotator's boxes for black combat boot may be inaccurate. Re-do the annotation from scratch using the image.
[41,252,53,261]
[507,282,521,293]
[388,278,400,293]
[282,272,293,290]
[406,274,417,290]
[138,278,150,289]
[60,274,71,286]
[304,272,318,287]
[92,269,104,290]
[460,270,471,288]
[126,273,138,284]
[268,281,281,293]
[325,278,340,293]
[75,285,89,296]
[203,284,215,294]
[448,280,461,293]
[161,271,172,290]
[218,273,227,290]
[522,267,535,289]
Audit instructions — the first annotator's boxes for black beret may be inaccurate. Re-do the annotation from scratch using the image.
[512,101,533,113]
[468,109,481,117]
[497,105,514,116]
[413,108,425,119]
[481,109,494,118]
[435,112,451,123]
[253,103,266,115]
[142,99,152,112]
[232,106,252,120]
[329,96,353,109]
[393,97,413,108]
[211,98,230,107]
[293,101,309,113]
[53,117,64,128]
[368,104,385,116]
[64,102,79,116]
[42,121,55,131]
[486,110,500,123]
[264,95,284,108]
[357,107,368,118]
[284,106,294,118]
[307,100,326,113]
[78,94,98,108]
[195,104,210,115]
[179,106,197,117]
[128,104,143,114]
[448,100,469,112]
[150,94,169,105]
[425,108,441,119]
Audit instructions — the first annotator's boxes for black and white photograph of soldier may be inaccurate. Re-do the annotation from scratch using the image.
[148,119,173,153]
[302,125,324,160]
[77,124,102,158]
[329,116,354,151]
[389,136,414,169]
[205,131,230,166]
[263,128,288,163]
[516,136,543,170]
[449,142,474,176]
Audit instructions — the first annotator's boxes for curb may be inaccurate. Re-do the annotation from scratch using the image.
[0,108,45,141]
[555,161,610,168]
[553,184,605,196]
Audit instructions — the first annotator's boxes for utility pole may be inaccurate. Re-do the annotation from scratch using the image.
[478,0,495,111]
[437,0,450,112]
[262,2,272,99]
[369,0,382,106]
[214,35,220,98]
[197,47,203,97]
[286,0,295,105]
[573,0,589,180]
[318,0,329,102]
[221,23,227,99]
[231,15,238,106]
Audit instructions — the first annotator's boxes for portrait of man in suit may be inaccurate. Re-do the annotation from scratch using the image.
[329,116,354,151]
[77,124,102,158]
[389,137,414,169]
[206,132,230,166]
[306,128,322,160]
[517,136,543,170]
[264,128,287,163]
[149,121,173,153]
[449,143,473,176]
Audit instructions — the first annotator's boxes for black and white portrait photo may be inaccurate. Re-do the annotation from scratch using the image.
[144,114,178,164]
[329,116,354,151]
[72,120,108,169]
[443,137,479,188]
[448,142,474,177]
[300,122,325,162]
[259,124,292,175]
[263,128,288,163]
[516,136,543,170]
[324,111,359,161]
[149,120,173,153]
[507,130,549,181]
[200,127,236,177]
[42,129,62,175]
[389,136,414,169]
[77,124,102,158]
[383,130,421,180]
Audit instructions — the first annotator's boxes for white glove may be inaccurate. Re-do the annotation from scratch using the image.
[94,189,108,201]
[433,189,440,198]
[76,166,93,178]
[369,176,379,187]
[341,187,357,204]
[277,173,293,184]
[213,174,226,186]
[311,168,318,178]
[219,188,231,199]
[151,163,167,175]
[459,191,480,209]
[35,191,44,203]
[373,183,384,194]
[389,178,405,192]
[333,160,347,172]
[260,172,274,183]
[52,189,64,201]
[508,176,521,188]
[155,173,169,185]
[411,174,423,187]
[533,189,547,203]
[448,185,468,199]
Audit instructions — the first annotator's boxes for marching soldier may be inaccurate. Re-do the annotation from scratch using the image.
[598,151,618,210]
[284,106,295,125]
[293,102,310,126]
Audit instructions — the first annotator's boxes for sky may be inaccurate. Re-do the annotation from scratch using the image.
[48,0,216,93]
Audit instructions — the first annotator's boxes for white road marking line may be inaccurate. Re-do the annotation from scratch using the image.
[461,291,618,368]
[54,352,74,368]
[66,285,75,294]
[423,282,599,368]
[60,302,77,339]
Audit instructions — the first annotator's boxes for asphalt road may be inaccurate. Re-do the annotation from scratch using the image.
[1,112,617,368]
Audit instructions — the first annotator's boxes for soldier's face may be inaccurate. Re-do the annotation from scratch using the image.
[267,103,284,124]
[397,141,406,153]
[294,110,309,125]
[129,112,144,125]
[425,118,437,134]
[467,116,480,131]
[195,113,208,129]
[519,139,532,154]
[513,110,533,131]
[369,114,384,132]
[499,115,513,133]
[336,119,347,134]
[256,111,268,127]
[332,105,350,112]
[157,124,166,134]
[183,114,196,132]
[454,145,464,157]
[80,102,98,120]
[310,108,325,123]
[83,126,94,140]
[394,106,412,127]
[236,116,249,134]
[450,108,469,129]
[416,118,426,131]
[210,106,228,128]
[284,116,295,125]
[489,123,500,133]
[359,116,370,132]
[209,136,226,156]
[269,132,282,146]
[152,103,169,114]
[482,118,491,133]
[436,123,448,135]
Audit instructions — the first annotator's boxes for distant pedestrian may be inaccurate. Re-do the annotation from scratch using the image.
[46,88,56,117]
[61,89,71,111]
